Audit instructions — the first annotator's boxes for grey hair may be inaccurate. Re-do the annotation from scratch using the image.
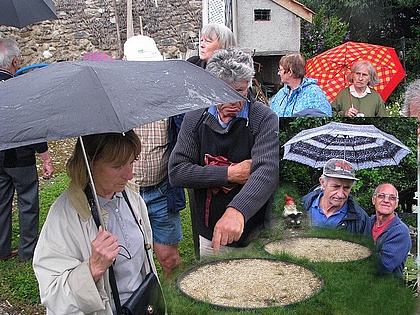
[201,23,236,49]
[0,38,20,69]
[402,78,420,117]
[206,48,254,87]
[347,60,380,86]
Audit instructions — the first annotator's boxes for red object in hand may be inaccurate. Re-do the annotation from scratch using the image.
[204,154,237,227]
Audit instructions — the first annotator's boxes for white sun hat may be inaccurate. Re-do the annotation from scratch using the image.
[124,35,163,61]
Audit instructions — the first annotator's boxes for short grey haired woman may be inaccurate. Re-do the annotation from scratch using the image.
[187,23,236,68]
[332,60,387,117]
[33,131,161,314]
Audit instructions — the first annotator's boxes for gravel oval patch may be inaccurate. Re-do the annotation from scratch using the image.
[264,237,372,262]
[177,258,323,309]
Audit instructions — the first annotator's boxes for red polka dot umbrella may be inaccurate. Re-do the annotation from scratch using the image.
[305,41,406,102]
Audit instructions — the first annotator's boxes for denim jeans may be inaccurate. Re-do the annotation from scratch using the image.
[139,178,182,245]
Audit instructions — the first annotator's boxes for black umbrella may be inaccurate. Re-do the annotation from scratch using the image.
[0,59,245,151]
[0,59,245,226]
[0,0,58,28]
[283,122,412,170]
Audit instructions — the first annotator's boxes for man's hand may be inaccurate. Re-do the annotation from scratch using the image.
[89,226,120,282]
[227,159,251,185]
[211,207,245,253]
[38,150,54,179]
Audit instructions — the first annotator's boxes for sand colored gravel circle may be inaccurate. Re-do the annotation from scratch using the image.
[264,237,372,262]
[177,258,323,309]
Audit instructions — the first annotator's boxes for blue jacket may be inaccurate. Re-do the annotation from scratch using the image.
[166,114,186,212]
[370,214,412,279]
[302,189,371,237]
[270,77,332,117]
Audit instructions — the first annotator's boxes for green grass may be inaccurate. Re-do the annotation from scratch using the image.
[0,174,418,314]
[0,173,70,307]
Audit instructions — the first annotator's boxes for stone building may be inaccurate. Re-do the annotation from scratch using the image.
[0,0,313,96]
[0,0,202,67]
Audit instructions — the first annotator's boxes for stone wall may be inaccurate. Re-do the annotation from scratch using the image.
[0,0,202,69]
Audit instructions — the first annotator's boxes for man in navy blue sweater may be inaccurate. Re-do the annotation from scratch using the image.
[169,48,279,258]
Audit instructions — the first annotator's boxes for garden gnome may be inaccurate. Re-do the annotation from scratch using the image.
[283,195,302,227]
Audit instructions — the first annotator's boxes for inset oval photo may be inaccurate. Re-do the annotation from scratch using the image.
[264,237,372,262]
[177,258,323,309]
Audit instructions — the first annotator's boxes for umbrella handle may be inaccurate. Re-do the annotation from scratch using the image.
[349,91,354,109]
[79,136,106,229]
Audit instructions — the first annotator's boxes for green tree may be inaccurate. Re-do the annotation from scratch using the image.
[405,24,420,81]
[302,0,419,43]
[301,0,420,80]
[301,8,350,59]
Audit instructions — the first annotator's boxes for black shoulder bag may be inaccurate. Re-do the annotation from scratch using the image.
[84,186,166,315]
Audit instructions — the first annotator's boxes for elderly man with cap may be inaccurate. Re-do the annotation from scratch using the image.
[301,158,371,236]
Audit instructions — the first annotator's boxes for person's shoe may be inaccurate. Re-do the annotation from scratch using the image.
[0,249,18,261]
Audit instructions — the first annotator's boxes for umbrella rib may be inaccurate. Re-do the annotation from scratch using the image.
[87,66,126,131]
[318,133,341,164]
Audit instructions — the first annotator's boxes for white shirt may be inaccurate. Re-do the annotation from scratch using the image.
[350,84,371,98]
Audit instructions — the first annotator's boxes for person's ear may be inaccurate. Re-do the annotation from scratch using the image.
[11,56,19,71]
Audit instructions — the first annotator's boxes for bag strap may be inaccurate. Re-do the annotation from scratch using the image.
[123,190,168,313]
[84,185,123,315]
[121,190,154,272]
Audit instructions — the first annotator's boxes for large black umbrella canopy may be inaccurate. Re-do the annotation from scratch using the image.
[283,122,411,170]
[0,60,246,151]
[0,0,58,28]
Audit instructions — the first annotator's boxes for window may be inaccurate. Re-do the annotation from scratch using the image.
[254,9,271,21]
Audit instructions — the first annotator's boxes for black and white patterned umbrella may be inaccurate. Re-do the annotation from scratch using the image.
[283,122,411,170]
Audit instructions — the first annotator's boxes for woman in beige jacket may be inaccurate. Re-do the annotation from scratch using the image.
[33,131,159,314]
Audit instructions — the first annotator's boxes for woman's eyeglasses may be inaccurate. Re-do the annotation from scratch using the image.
[118,244,132,260]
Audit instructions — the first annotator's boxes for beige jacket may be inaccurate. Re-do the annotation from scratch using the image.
[33,182,156,315]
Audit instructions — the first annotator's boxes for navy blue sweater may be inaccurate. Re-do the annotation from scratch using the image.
[370,214,412,279]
